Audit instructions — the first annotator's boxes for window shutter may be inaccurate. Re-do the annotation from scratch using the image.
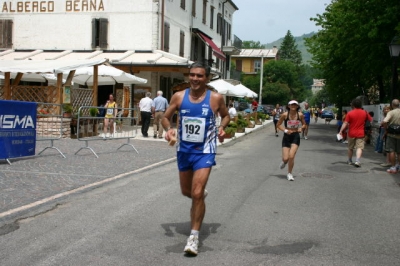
[202,0,207,24]
[91,19,97,48]
[0,20,4,48]
[164,22,170,52]
[5,20,12,48]
[179,31,185,57]
[192,0,196,17]
[99,18,108,49]
[0,20,13,49]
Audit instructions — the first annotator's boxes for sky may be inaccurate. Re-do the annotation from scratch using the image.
[231,0,331,44]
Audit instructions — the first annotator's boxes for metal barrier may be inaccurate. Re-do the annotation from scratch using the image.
[36,102,66,158]
[74,106,140,158]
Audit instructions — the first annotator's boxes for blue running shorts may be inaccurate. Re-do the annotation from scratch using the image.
[177,152,216,171]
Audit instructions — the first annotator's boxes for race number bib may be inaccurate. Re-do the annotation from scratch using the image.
[287,120,300,129]
[106,108,114,115]
[182,116,205,143]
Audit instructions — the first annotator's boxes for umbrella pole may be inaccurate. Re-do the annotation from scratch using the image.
[93,65,98,106]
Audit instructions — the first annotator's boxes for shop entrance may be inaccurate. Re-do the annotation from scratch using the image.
[97,85,114,107]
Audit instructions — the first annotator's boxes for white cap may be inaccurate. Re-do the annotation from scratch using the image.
[288,100,299,105]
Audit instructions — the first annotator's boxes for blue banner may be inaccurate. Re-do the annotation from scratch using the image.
[0,100,36,159]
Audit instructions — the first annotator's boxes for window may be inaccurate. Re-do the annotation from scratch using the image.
[216,13,222,35]
[179,31,185,57]
[180,0,185,9]
[164,22,170,52]
[210,6,214,29]
[227,23,231,41]
[236,60,242,71]
[202,0,207,24]
[192,0,196,17]
[254,60,261,72]
[91,18,108,49]
[0,20,12,49]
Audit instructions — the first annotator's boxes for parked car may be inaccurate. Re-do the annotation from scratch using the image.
[321,110,335,119]
[238,102,250,111]
[243,105,263,114]
[262,105,274,116]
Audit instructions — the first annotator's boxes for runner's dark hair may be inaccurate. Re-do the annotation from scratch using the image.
[190,61,211,77]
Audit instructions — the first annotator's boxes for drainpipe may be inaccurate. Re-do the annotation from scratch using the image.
[221,0,228,78]
[160,0,165,50]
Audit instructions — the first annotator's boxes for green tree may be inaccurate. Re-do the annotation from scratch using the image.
[264,60,303,99]
[306,0,400,105]
[279,30,302,66]
[242,40,265,49]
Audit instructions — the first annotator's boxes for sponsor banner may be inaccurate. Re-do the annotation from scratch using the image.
[0,100,36,159]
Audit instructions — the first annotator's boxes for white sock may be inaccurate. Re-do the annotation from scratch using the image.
[190,230,199,236]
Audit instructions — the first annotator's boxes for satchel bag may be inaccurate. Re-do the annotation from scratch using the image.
[387,124,400,135]
[364,111,371,133]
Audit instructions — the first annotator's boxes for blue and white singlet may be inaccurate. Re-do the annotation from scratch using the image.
[177,89,217,154]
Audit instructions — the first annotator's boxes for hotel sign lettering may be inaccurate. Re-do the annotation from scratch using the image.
[1,0,105,13]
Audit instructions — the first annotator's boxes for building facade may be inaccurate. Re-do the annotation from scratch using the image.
[311,79,325,94]
[230,48,278,80]
[0,0,239,107]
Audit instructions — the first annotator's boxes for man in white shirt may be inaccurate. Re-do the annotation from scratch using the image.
[228,103,237,119]
[139,92,153,137]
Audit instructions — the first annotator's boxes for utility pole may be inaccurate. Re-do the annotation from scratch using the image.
[259,54,264,105]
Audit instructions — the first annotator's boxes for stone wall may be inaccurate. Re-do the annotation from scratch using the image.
[36,117,71,139]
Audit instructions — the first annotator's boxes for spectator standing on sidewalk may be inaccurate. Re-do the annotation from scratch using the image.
[338,98,372,167]
[341,110,348,143]
[139,92,153,137]
[228,103,237,119]
[251,98,258,112]
[378,105,391,167]
[375,106,390,153]
[301,102,311,139]
[382,100,400,173]
[152,90,169,138]
[277,100,306,181]
[161,61,230,256]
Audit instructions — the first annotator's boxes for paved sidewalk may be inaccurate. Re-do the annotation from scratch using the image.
[0,120,272,221]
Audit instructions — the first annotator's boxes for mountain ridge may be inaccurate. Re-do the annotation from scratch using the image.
[264,32,316,64]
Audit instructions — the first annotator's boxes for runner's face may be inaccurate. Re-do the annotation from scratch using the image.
[289,104,298,111]
[189,68,207,91]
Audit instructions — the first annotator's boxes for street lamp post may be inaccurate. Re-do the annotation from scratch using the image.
[389,36,400,100]
[259,54,264,105]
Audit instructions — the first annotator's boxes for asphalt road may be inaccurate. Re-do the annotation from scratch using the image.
[1,121,400,265]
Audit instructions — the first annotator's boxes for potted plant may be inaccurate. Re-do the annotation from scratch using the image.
[89,107,99,117]
[258,112,266,122]
[236,116,248,133]
[224,126,236,139]
[62,103,73,118]
[247,114,255,128]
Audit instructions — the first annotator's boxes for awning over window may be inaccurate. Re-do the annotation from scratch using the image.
[197,32,226,61]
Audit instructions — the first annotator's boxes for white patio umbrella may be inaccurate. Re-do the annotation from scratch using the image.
[208,79,247,97]
[0,72,58,82]
[236,83,258,98]
[65,65,147,86]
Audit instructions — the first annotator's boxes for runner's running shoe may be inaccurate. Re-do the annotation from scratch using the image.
[184,235,199,255]
[287,173,294,181]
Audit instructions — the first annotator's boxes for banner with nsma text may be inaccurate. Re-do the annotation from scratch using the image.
[0,100,36,160]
